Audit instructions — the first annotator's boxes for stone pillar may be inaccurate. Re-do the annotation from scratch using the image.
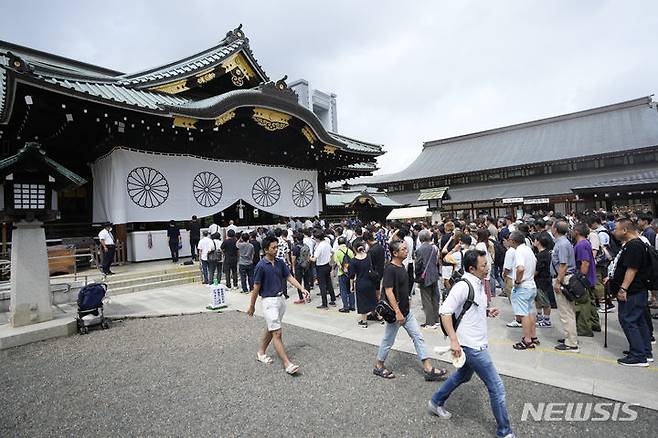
[10,220,52,327]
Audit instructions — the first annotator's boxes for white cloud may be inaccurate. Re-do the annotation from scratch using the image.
[1,0,657,176]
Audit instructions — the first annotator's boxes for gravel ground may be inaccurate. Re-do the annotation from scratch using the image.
[1,312,656,437]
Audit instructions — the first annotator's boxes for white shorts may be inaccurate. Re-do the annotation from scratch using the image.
[262,295,286,332]
[441,266,453,280]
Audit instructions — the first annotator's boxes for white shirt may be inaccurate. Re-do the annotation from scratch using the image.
[197,236,214,261]
[503,247,516,279]
[587,231,600,252]
[98,229,114,245]
[595,226,610,246]
[513,243,536,288]
[208,223,220,236]
[475,241,493,280]
[439,272,488,349]
[313,239,332,266]
[226,224,238,234]
[303,236,316,254]
[304,219,313,228]
[403,235,414,267]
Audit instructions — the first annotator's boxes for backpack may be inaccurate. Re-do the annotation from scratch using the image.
[597,229,621,265]
[643,242,658,291]
[339,248,352,273]
[298,243,311,269]
[440,278,476,337]
[489,238,506,269]
[208,240,222,263]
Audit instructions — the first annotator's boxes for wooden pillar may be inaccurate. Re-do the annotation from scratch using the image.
[115,223,127,264]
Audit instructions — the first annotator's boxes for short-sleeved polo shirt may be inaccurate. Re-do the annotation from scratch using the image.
[254,257,290,298]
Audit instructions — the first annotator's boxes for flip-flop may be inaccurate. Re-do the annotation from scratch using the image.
[285,363,299,375]
[257,353,273,365]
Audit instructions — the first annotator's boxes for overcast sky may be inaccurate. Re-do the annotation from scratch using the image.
[2,1,657,176]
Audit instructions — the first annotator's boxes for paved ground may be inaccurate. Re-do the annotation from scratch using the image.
[1,313,656,437]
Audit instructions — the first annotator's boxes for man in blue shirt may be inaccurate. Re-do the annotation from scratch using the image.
[248,235,309,375]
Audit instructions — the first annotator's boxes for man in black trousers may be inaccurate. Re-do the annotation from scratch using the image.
[187,215,201,261]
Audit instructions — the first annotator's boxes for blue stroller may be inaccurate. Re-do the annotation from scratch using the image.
[76,283,111,334]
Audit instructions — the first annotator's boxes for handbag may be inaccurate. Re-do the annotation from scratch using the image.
[560,273,588,302]
[366,253,380,282]
[374,299,396,323]
[207,240,221,263]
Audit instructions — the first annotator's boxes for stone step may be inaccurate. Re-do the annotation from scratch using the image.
[95,265,201,283]
[107,276,203,296]
[105,271,202,290]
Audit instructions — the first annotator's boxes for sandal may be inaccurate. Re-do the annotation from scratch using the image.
[531,337,541,346]
[373,367,395,379]
[285,363,299,375]
[257,353,273,365]
[513,339,536,350]
[358,320,368,328]
[424,367,448,381]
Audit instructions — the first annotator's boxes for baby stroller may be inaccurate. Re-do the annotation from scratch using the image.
[76,282,111,334]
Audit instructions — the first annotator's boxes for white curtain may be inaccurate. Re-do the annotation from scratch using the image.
[92,148,319,223]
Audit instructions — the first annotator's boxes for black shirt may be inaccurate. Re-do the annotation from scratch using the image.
[221,237,238,261]
[188,221,201,241]
[167,226,180,242]
[368,242,385,280]
[439,232,453,251]
[535,249,552,292]
[382,262,410,316]
[611,238,648,295]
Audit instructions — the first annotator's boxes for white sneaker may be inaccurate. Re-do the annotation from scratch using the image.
[427,400,452,419]
[506,320,522,328]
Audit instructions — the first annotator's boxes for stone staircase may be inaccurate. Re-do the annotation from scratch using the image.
[102,265,203,296]
[0,264,203,313]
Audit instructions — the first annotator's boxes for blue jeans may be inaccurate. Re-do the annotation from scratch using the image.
[239,263,255,292]
[200,260,209,284]
[339,274,355,310]
[431,346,512,437]
[376,313,428,362]
[208,262,222,285]
[618,291,652,361]
[493,266,505,290]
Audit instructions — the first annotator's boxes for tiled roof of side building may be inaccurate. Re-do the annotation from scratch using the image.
[364,96,658,184]
[325,192,402,207]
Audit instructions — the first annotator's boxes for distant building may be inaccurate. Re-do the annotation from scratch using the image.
[362,96,658,219]
[289,79,338,132]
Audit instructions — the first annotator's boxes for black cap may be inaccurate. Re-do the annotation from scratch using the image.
[103,221,112,227]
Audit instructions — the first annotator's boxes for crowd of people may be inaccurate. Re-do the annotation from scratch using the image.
[184,211,658,365]
[124,209,656,438]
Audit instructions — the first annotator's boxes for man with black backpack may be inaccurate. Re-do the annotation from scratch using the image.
[590,215,619,313]
[428,250,512,438]
[606,218,654,367]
